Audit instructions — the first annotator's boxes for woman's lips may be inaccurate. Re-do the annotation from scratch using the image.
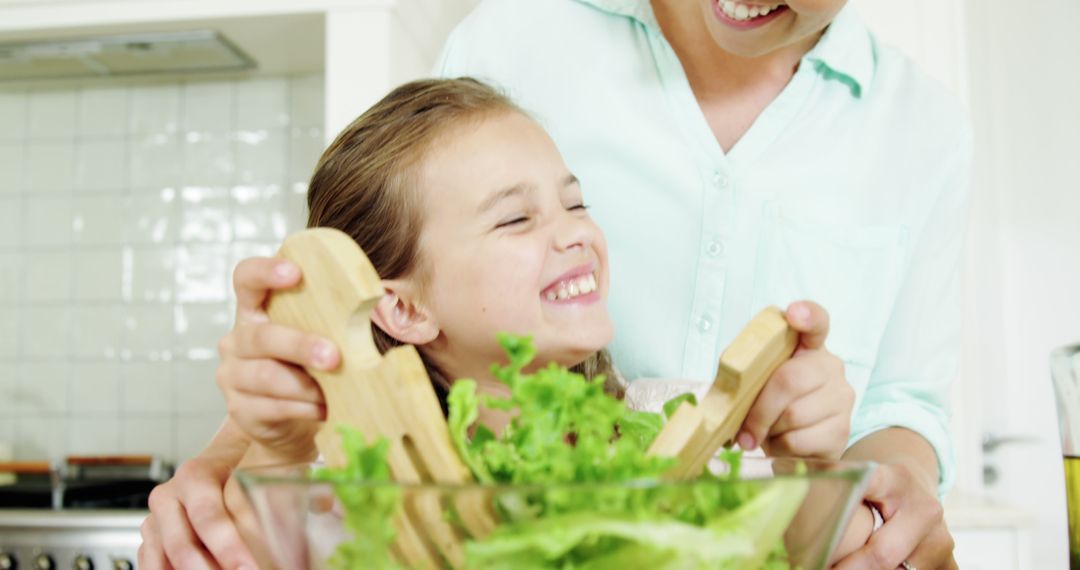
[712,1,789,30]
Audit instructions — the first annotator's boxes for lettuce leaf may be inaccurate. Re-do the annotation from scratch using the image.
[321,334,806,569]
[313,427,402,570]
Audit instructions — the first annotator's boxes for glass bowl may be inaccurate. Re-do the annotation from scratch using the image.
[237,456,873,570]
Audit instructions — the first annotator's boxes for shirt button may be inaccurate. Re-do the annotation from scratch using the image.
[697,315,713,333]
[712,170,730,190]
[706,240,724,257]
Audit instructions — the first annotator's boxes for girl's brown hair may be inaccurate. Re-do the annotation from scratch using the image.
[305,78,618,398]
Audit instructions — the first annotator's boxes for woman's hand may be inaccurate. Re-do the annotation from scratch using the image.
[737,301,855,459]
[833,462,957,569]
[216,257,342,464]
[138,421,255,570]
[833,427,958,570]
[834,427,958,570]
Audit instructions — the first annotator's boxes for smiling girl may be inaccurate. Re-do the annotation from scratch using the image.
[218,78,622,466]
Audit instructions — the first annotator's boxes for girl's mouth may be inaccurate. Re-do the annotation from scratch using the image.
[541,269,599,303]
[712,1,789,29]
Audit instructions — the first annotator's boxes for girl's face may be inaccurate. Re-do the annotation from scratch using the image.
[691,0,848,58]
[412,111,614,378]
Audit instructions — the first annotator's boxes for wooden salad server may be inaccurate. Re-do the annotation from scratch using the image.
[648,306,798,479]
[265,228,496,569]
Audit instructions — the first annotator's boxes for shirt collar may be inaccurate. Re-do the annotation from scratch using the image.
[573,0,876,98]
[575,0,659,27]
[801,6,876,98]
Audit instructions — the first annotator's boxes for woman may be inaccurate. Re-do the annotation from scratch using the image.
[434,1,967,568]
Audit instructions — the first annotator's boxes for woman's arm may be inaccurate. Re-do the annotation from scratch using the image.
[833,122,972,570]
[845,428,939,493]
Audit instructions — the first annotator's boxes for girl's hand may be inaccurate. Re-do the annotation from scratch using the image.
[736,301,855,459]
[216,257,342,464]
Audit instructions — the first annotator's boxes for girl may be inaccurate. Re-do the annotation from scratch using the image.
[221,77,621,466]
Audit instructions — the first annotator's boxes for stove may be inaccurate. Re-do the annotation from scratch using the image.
[0,510,142,570]
[0,456,171,570]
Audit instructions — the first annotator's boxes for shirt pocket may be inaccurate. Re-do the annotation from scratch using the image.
[751,204,909,369]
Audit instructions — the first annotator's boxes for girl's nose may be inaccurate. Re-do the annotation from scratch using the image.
[553,211,594,253]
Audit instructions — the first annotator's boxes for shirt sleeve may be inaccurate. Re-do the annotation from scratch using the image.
[848,125,973,498]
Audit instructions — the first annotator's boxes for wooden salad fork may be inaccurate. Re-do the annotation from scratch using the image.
[265,228,495,569]
[648,306,798,478]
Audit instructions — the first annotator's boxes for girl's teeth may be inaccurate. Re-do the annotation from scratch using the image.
[749,6,759,17]
[545,273,599,301]
[735,4,749,19]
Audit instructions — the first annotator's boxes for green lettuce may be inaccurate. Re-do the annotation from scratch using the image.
[313,427,402,570]
[318,334,808,569]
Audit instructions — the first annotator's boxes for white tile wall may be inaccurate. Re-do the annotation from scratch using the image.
[0,74,322,463]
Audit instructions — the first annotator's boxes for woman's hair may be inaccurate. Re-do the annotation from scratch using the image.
[305,77,619,398]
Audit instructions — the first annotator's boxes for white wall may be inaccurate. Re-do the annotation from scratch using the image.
[964,1,1080,568]
[0,74,323,462]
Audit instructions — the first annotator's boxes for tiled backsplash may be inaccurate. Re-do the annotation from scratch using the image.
[0,74,324,463]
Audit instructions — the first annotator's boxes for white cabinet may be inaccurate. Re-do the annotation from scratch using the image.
[953,528,1031,570]
[0,0,475,140]
[947,498,1035,570]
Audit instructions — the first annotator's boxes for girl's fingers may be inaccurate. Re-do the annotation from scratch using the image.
[770,379,854,436]
[738,355,823,450]
[785,300,830,350]
[232,257,301,323]
[228,321,339,372]
[218,358,325,405]
[763,413,850,458]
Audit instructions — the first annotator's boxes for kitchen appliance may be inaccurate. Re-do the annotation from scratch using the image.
[0,30,254,82]
[1051,343,1080,569]
[0,456,170,570]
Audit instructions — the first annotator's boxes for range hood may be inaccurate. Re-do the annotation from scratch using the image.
[0,30,255,81]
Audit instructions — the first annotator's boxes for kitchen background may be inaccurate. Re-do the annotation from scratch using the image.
[0,0,1076,569]
[0,73,322,461]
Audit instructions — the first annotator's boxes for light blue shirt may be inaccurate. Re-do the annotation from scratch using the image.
[436,0,971,494]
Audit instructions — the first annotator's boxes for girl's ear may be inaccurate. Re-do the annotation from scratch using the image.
[369,279,440,346]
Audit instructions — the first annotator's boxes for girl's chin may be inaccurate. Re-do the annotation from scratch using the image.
[536,336,613,368]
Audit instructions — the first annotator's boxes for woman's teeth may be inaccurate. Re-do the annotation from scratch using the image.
[718,1,781,21]
[545,273,598,301]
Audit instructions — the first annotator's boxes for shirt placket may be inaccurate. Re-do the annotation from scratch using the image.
[680,166,736,380]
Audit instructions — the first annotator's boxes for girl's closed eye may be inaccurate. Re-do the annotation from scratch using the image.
[495,214,530,229]
[568,203,589,212]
